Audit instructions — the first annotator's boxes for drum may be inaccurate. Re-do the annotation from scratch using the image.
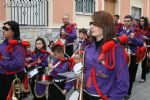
[36,74,53,85]
[69,90,79,100]
[73,62,83,75]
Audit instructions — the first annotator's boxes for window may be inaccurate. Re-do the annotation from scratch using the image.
[131,6,141,19]
[76,0,95,14]
[8,0,48,26]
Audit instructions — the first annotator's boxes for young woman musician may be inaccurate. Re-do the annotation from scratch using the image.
[139,17,150,82]
[83,11,129,100]
[27,37,48,100]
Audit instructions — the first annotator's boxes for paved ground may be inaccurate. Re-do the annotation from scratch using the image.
[129,64,150,100]
[24,64,150,100]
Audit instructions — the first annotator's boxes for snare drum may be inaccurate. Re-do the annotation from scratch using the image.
[69,90,79,100]
[36,74,53,85]
[73,62,83,75]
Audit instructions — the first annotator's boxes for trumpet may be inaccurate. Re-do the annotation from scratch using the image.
[12,77,22,100]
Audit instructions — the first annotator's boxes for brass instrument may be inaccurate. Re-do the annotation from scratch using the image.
[12,76,22,100]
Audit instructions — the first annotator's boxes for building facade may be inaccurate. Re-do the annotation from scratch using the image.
[0,0,150,28]
[0,0,150,47]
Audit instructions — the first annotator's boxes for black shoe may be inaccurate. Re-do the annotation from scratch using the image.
[124,95,130,100]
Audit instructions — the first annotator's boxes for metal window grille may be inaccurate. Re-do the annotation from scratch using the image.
[9,0,48,26]
[76,0,95,14]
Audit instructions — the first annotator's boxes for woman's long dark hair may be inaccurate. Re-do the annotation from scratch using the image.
[4,21,21,40]
[91,11,116,43]
[139,16,149,30]
[34,37,47,53]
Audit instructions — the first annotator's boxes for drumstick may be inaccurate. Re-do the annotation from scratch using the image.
[48,61,61,74]
[65,78,77,83]
[64,52,70,58]
[53,82,63,92]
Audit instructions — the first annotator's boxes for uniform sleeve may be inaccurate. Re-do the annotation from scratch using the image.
[129,32,143,47]
[66,26,77,40]
[39,53,48,67]
[64,79,74,91]
[0,45,25,71]
[108,46,129,100]
[53,62,69,73]
[116,27,125,37]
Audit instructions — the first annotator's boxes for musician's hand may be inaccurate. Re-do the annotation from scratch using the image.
[37,58,41,64]
[147,52,150,59]
[122,34,127,36]
[48,63,54,69]
[50,52,54,56]
[25,57,32,61]
[62,90,67,95]
[130,33,135,39]
[143,36,149,40]
[27,64,32,68]
[61,31,66,35]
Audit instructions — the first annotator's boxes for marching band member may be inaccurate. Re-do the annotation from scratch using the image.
[22,41,31,98]
[62,50,84,97]
[83,11,129,100]
[139,16,150,82]
[132,18,139,28]
[0,21,25,100]
[27,37,48,100]
[118,15,143,99]
[60,14,77,57]
[48,40,71,100]
[76,28,90,50]
[113,15,124,34]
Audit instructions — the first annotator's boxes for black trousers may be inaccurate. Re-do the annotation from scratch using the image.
[65,44,74,57]
[0,72,24,100]
[29,68,46,100]
[147,47,150,73]
[83,91,102,100]
[128,55,138,95]
[48,81,66,100]
[141,56,147,80]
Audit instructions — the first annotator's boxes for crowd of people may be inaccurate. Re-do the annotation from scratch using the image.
[0,10,150,100]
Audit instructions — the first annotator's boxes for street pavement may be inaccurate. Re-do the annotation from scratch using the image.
[129,64,150,100]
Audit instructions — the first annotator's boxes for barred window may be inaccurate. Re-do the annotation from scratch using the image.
[76,0,95,14]
[7,0,48,26]
[131,6,141,19]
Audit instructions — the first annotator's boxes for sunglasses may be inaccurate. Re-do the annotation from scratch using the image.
[62,18,68,20]
[89,22,96,26]
[2,26,11,31]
